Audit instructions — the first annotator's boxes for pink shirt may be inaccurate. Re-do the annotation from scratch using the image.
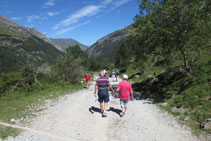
[117,81,132,100]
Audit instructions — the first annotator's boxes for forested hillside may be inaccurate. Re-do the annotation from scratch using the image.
[115,0,211,134]
[87,28,130,61]
[0,15,64,73]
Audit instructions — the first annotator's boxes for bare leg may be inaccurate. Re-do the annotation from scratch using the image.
[100,102,104,112]
[104,102,108,111]
[124,107,127,113]
[121,106,124,112]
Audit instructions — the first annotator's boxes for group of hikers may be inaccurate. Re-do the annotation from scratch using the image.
[111,70,120,82]
[83,70,133,117]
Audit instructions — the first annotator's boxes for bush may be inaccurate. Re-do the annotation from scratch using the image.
[0,71,23,94]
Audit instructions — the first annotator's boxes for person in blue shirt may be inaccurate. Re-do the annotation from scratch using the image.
[115,70,120,82]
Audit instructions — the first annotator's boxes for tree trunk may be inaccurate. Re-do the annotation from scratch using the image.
[181,50,192,73]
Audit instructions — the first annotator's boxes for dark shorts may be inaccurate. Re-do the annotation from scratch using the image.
[98,89,109,103]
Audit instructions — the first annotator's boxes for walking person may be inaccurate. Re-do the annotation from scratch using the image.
[111,70,116,82]
[83,73,91,89]
[115,70,120,82]
[113,74,134,117]
[94,71,114,117]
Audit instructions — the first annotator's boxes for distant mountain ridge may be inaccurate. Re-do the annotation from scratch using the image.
[86,28,130,61]
[0,15,63,73]
[50,38,89,52]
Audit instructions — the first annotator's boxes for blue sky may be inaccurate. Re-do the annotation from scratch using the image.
[0,0,139,46]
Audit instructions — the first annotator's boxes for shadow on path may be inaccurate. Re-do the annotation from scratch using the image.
[89,106,101,114]
[108,107,122,117]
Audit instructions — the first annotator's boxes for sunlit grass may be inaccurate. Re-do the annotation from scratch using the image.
[0,82,83,139]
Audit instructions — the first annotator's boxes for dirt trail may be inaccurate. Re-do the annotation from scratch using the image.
[5,77,199,141]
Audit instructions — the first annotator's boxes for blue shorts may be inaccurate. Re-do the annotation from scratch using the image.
[98,89,109,103]
[120,99,129,107]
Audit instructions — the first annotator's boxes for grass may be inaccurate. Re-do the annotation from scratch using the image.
[0,81,84,139]
[0,126,21,139]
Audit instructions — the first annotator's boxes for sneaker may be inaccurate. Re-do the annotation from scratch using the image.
[102,111,107,117]
[120,112,124,117]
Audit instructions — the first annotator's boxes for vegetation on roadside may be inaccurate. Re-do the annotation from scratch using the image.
[115,0,211,135]
[0,80,82,139]
[0,44,105,139]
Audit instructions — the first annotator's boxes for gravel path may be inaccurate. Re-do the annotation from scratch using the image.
[5,77,199,141]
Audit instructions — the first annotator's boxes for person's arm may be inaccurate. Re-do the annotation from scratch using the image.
[109,85,115,94]
[114,83,120,93]
[130,89,134,101]
[94,85,98,97]
[114,88,120,93]
[82,76,86,80]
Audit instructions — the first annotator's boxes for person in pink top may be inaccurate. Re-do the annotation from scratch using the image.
[113,74,134,117]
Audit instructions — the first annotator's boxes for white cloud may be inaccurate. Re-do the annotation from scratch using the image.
[105,0,131,13]
[113,0,130,7]
[25,24,35,28]
[42,32,47,35]
[48,11,60,16]
[27,15,40,22]
[52,0,130,31]
[43,0,56,8]
[11,17,21,21]
[53,5,101,30]
[55,21,90,35]
[102,0,113,5]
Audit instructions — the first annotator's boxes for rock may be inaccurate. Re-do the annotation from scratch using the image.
[10,118,15,122]
[172,107,186,114]
[183,116,190,121]
[161,102,168,107]
[201,118,211,130]
[134,75,140,78]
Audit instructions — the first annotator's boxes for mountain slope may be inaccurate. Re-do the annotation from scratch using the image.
[28,28,63,51]
[50,38,89,52]
[0,15,63,73]
[87,28,130,61]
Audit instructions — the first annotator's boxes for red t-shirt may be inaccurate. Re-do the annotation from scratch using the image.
[83,75,91,82]
[117,81,132,100]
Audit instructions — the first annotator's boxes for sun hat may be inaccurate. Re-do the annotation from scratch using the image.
[123,74,128,79]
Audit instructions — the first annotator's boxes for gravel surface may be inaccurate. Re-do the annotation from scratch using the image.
[5,77,199,141]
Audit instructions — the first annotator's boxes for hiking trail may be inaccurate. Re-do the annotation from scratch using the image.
[4,76,200,141]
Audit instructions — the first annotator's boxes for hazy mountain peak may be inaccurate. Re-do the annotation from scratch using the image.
[50,38,89,52]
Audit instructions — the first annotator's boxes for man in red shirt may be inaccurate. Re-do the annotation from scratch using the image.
[83,73,91,89]
[113,74,134,117]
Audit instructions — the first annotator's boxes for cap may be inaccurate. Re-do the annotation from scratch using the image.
[123,74,128,79]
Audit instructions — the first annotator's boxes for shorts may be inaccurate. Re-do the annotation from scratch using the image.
[98,89,109,103]
[120,99,129,108]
